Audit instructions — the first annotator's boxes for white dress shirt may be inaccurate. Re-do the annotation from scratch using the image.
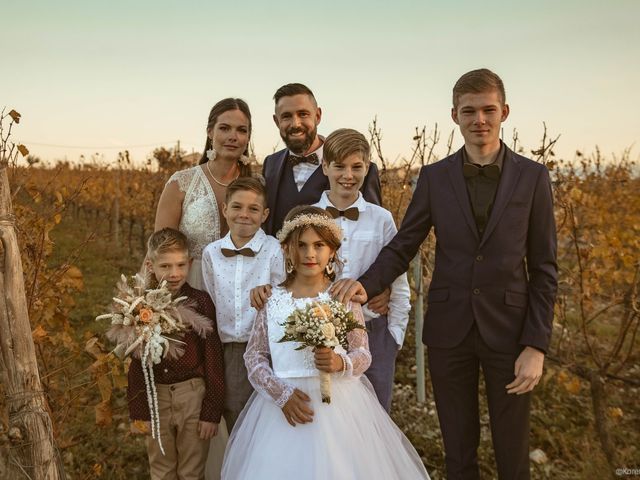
[314,192,411,348]
[202,229,285,343]
[292,143,324,191]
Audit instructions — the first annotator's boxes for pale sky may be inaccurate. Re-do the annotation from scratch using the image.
[2,0,639,166]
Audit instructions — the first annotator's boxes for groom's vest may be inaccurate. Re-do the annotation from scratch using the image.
[269,161,329,236]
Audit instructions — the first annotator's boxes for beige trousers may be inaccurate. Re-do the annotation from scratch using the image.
[147,378,210,480]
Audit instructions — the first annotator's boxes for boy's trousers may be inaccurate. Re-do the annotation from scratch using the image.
[147,378,210,480]
[223,342,254,432]
[364,315,399,412]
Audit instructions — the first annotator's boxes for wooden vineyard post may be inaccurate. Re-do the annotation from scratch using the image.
[410,171,426,404]
[0,110,63,479]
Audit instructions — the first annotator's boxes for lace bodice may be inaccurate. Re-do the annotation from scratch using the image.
[168,166,220,259]
[244,287,372,408]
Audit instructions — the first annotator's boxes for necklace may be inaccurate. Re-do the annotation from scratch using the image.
[206,160,239,187]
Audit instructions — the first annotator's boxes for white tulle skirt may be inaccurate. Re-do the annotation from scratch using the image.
[221,375,430,480]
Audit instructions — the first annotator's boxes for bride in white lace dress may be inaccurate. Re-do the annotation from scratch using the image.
[154,98,253,290]
[153,98,253,480]
[222,206,429,480]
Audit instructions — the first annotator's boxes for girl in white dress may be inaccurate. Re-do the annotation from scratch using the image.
[153,98,253,479]
[222,206,430,480]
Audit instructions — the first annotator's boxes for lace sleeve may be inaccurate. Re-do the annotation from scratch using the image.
[167,168,192,194]
[337,302,372,377]
[244,307,295,408]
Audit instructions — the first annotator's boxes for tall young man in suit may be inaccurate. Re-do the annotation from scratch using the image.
[333,69,558,479]
[261,83,381,236]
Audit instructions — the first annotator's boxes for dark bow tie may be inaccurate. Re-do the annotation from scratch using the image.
[462,163,501,180]
[288,152,319,166]
[325,206,359,221]
[221,247,256,258]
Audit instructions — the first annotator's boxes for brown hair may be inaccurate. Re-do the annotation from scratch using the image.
[323,128,370,166]
[147,227,190,261]
[273,83,316,106]
[452,68,506,108]
[225,176,267,207]
[199,98,252,177]
[279,206,342,286]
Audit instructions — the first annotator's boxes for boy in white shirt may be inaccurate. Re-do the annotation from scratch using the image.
[314,128,410,411]
[202,177,285,430]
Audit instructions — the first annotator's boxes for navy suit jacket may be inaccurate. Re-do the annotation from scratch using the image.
[359,146,558,354]
[262,148,382,235]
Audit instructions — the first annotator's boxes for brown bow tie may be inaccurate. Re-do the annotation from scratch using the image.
[288,152,319,166]
[221,247,256,258]
[326,206,359,221]
[463,163,500,180]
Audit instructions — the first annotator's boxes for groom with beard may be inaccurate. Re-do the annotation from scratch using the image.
[262,83,382,236]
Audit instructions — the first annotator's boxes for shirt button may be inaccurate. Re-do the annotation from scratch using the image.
[473,288,481,295]
[476,255,484,261]
[164,369,168,373]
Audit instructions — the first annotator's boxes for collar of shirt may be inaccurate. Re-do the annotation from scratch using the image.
[316,191,366,216]
[462,140,505,171]
[175,282,192,299]
[218,228,266,255]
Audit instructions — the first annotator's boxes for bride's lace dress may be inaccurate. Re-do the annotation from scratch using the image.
[221,287,430,480]
[167,166,220,289]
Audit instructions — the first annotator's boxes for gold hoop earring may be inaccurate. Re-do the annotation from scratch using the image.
[286,259,295,274]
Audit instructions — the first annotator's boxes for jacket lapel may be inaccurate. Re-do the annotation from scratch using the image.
[479,148,522,248]
[446,149,479,241]
[265,149,288,232]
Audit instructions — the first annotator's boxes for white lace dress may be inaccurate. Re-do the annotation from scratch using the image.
[221,287,430,480]
[167,166,221,289]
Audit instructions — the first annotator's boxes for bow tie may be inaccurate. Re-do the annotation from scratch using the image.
[288,152,319,166]
[462,163,501,180]
[326,206,359,221]
[221,247,256,258]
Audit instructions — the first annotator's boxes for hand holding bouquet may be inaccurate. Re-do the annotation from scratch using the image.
[96,274,212,454]
[278,300,364,403]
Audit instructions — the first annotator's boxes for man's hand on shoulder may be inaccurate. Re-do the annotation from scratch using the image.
[506,346,545,395]
[330,279,368,305]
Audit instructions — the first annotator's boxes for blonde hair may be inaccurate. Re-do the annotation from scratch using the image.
[147,228,190,261]
[452,68,506,108]
[323,128,370,166]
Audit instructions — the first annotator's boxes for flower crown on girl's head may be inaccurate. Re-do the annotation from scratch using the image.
[276,213,343,244]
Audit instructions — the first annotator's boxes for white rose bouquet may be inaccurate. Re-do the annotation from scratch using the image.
[278,300,364,403]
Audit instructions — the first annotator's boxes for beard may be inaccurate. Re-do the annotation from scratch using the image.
[281,126,317,155]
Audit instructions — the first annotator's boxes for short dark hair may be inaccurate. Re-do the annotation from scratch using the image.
[225,176,267,207]
[273,83,316,105]
[452,68,506,108]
